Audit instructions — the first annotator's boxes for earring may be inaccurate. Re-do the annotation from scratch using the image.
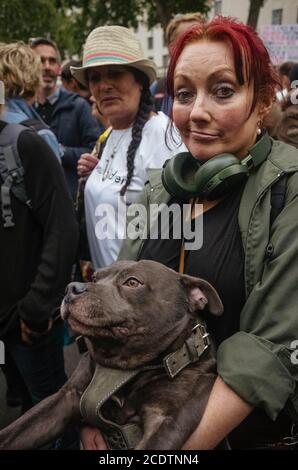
[257,121,262,135]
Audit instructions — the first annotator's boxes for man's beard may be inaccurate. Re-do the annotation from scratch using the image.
[42,76,57,91]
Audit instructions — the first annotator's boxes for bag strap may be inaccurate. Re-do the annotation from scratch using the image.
[270,174,288,227]
[0,123,31,228]
[95,126,112,159]
[20,118,49,132]
[1,146,26,227]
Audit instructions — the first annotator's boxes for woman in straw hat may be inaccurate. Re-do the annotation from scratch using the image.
[72,25,185,270]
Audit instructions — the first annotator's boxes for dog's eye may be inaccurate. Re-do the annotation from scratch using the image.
[123,277,142,288]
[91,274,97,283]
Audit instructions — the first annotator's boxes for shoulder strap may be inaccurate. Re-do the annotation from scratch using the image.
[270,174,288,227]
[21,118,49,132]
[0,123,32,228]
[95,127,112,159]
[0,122,27,148]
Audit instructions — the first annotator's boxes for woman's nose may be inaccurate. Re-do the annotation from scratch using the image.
[98,75,113,92]
[189,94,212,123]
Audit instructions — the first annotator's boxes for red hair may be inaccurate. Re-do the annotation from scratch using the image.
[167,16,280,113]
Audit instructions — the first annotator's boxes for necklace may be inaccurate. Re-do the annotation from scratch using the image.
[102,129,129,181]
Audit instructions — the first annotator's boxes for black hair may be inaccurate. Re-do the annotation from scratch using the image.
[61,59,81,81]
[279,61,295,78]
[120,68,154,196]
[61,59,88,91]
[29,37,61,63]
[289,63,298,83]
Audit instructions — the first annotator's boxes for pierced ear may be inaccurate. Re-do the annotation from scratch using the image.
[180,274,223,316]
[258,100,273,122]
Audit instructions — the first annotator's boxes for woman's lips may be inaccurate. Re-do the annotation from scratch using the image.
[100,97,120,105]
[190,131,220,141]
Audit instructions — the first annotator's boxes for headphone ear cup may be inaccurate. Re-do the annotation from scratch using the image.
[195,154,249,199]
[162,134,270,200]
[162,152,201,200]
[162,152,250,201]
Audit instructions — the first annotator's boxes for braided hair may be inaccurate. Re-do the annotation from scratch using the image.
[120,69,153,196]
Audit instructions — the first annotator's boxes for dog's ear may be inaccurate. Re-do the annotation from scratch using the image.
[180,274,223,316]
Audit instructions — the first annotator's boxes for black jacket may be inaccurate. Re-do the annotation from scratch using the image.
[46,88,102,200]
[0,121,79,337]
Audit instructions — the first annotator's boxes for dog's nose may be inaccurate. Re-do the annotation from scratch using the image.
[65,282,87,302]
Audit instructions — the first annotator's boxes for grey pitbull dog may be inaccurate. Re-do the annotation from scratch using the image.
[0,260,223,450]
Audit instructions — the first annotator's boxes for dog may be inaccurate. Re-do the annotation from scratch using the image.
[0,260,223,450]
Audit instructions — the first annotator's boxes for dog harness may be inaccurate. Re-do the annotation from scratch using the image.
[79,321,211,449]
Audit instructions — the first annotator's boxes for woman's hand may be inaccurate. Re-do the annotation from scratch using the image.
[20,319,53,345]
[77,153,98,178]
[80,425,108,450]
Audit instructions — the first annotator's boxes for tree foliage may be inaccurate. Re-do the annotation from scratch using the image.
[0,0,57,42]
[68,0,210,32]
[0,0,210,57]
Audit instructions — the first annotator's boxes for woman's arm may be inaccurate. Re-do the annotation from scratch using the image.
[183,376,253,450]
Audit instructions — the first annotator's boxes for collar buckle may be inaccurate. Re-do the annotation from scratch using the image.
[195,322,211,351]
[163,321,211,379]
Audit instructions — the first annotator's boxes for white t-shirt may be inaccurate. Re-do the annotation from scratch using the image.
[85,111,187,269]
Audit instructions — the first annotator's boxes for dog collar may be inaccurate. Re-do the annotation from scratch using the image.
[162,321,211,379]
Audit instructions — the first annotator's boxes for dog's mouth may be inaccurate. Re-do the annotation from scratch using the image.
[67,313,130,338]
[61,299,131,338]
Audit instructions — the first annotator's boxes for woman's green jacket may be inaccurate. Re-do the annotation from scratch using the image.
[118,138,298,421]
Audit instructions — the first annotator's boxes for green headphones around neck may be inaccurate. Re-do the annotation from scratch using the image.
[162,132,272,201]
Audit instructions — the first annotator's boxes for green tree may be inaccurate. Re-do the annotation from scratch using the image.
[65,0,210,32]
[0,0,210,57]
[0,0,58,42]
[62,0,210,55]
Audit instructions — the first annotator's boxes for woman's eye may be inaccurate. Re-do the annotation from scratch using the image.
[123,277,142,288]
[215,86,235,99]
[108,70,124,79]
[88,74,101,83]
[174,90,193,103]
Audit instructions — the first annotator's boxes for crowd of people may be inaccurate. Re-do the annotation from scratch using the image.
[0,11,298,451]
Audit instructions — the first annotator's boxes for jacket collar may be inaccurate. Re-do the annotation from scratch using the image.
[46,87,60,105]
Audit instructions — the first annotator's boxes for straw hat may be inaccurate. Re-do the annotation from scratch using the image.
[71,26,157,86]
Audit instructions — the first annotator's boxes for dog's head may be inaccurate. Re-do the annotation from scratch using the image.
[61,260,223,368]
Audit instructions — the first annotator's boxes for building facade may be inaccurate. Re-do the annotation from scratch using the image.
[210,0,298,26]
[135,21,169,77]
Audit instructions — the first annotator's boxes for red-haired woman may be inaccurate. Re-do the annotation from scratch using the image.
[80,17,298,450]
[118,17,298,449]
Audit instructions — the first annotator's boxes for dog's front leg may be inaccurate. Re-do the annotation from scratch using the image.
[136,374,215,450]
[135,412,178,450]
[0,353,94,449]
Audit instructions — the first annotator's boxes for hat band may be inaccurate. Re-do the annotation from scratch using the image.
[84,52,138,66]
